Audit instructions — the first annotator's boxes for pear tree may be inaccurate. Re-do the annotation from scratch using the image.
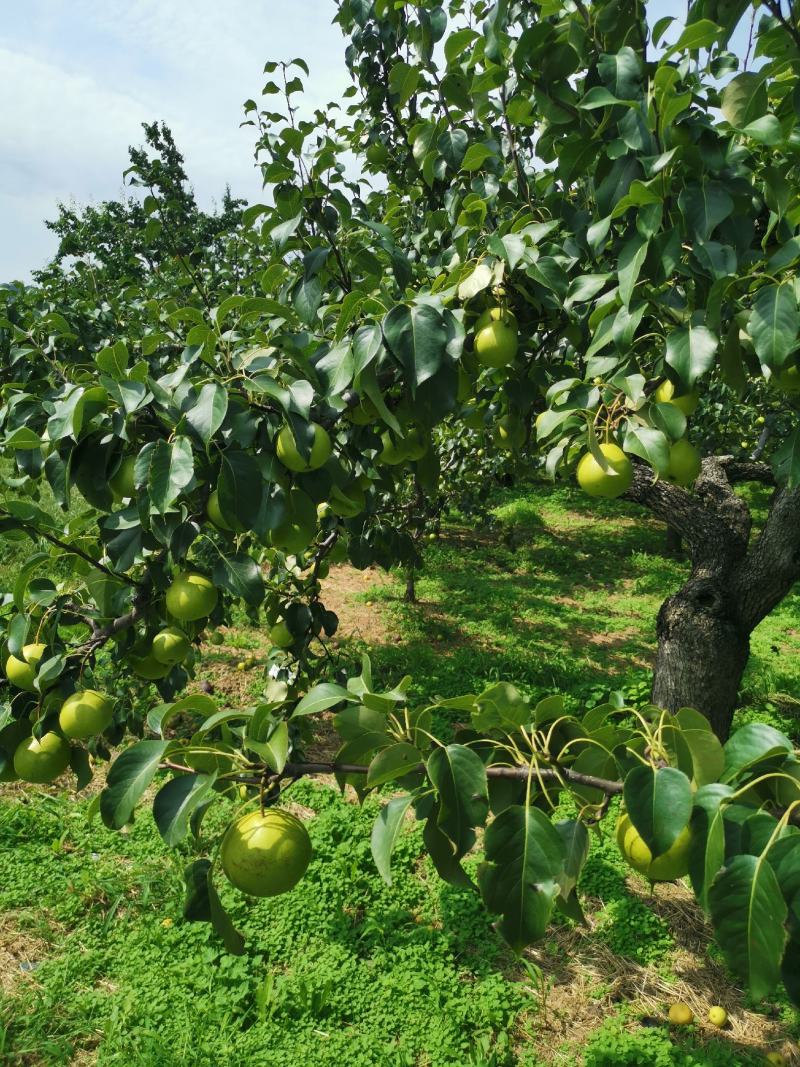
[0,0,799,1009]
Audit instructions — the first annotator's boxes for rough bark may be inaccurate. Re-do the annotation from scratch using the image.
[626,457,800,739]
[651,577,751,739]
[664,525,683,557]
[404,567,417,603]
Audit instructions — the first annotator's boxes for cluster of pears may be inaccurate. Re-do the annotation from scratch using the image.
[0,688,114,785]
[127,572,217,680]
[575,378,702,499]
[206,420,374,555]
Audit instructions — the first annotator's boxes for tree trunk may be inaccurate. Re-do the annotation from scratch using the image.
[664,525,683,557]
[651,575,750,740]
[625,457,800,741]
[404,567,417,603]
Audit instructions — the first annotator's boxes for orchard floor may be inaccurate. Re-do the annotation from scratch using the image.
[1,482,799,1067]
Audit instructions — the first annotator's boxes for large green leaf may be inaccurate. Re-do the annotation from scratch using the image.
[153,771,216,847]
[749,283,799,371]
[555,819,589,900]
[100,740,169,830]
[218,449,263,530]
[422,807,474,889]
[471,682,531,732]
[382,304,449,394]
[773,428,800,489]
[478,805,565,951]
[427,744,489,856]
[708,853,787,1001]
[185,383,228,445]
[292,683,353,718]
[617,234,648,307]
[371,793,414,885]
[367,743,422,787]
[623,765,692,858]
[212,552,264,606]
[665,324,718,387]
[183,859,245,955]
[721,71,768,127]
[723,722,794,781]
[678,182,734,241]
[689,783,733,913]
[674,707,725,786]
[138,436,194,514]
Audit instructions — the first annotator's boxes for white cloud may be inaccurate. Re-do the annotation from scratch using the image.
[0,0,351,280]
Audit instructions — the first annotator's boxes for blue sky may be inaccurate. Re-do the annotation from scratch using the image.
[0,2,750,281]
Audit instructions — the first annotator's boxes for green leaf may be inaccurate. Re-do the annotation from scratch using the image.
[709,853,787,1001]
[721,72,767,128]
[461,144,495,171]
[367,743,422,787]
[100,740,169,830]
[96,340,129,378]
[623,424,670,474]
[352,323,382,379]
[183,862,246,956]
[212,552,264,606]
[741,114,783,146]
[437,129,468,170]
[555,819,589,900]
[782,927,800,1009]
[148,694,218,736]
[665,324,718,387]
[457,263,494,301]
[139,436,194,514]
[678,182,734,242]
[662,19,722,58]
[723,723,794,781]
[623,765,692,858]
[689,783,733,913]
[4,426,43,449]
[293,683,353,718]
[218,450,263,530]
[371,793,414,884]
[293,275,322,324]
[427,744,489,856]
[314,342,354,397]
[153,772,216,847]
[597,47,642,100]
[773,428,800,490]
[383,304,449,395]
[388,61,420,107]
[478,805,565,951]
[185,383,228,445]
[471,682,531,732]
[422,807,474,888]
[247,718,289,774]
[749,284,799,371]
[675,707,725,786]
[578,86,632,110]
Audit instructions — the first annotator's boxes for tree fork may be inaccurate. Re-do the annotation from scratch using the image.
[627,458,800,738]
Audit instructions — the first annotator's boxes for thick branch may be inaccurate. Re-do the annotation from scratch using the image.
[718,457,775,486]
[734,485,800,630]
[694,457,752,546]
[624,461,740,564]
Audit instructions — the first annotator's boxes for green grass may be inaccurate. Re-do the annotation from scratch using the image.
[1,480,799,1065]
[364,483,800,734]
